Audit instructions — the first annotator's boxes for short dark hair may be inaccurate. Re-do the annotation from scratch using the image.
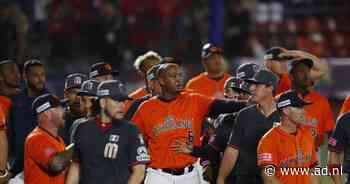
[24,59,43,74]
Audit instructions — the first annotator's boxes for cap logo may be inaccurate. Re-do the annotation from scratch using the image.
[237,72,246,78]
[97,89,110,96]
[90,70,98,78]
[277,99,291,108]
[85,81,93,90]
[36,102,51,114]
[264,54,273,60]
[74,77,82,85]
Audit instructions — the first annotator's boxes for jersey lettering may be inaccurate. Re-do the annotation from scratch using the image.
[104,143,119,159]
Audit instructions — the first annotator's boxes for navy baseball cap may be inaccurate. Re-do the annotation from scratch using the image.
[77,79,100,96]
[224,77,251,94]
[276,90,312,110]
[236,63,260,79]
[201,43,223,59]
[0,59,16,66]
[64,73,87,90]
[96,80,132,101]
[89,62,119,79]
[288,58,314,73]
[146,64,162,81]
[32,93,61,114]
[245,70,278,89]
[24,59,43,72]
[264,47,292,61]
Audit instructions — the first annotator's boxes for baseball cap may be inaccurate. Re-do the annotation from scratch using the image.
[201,43,223,59]
[77,79,100,96]
[89,62,119,79]
[134,51,162,71]
[0,59,16,66]
[64,73,87,90]
[236,63,260,79]
[264,47,292,61]
[288,58,314,73]
[24,59,43,73]
[276,90,312,110]
[244,70,278,89]
[96,80,132,101]
[32,93,61,114]
[224,77,251,94]
[146,64,162,81]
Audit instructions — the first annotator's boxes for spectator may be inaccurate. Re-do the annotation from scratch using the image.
[7,59,48,176]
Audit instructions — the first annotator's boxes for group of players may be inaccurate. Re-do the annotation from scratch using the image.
[0,43,350,184]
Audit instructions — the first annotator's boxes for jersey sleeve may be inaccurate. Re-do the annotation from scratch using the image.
[228,112,244,149]
[318,99,335,139]
[328,115,348,153]
[194,93,215,118]
[128,125,150,166]
[27,136,59,169]
[275,74,292,95]
[339,96,350,115]
[257,134,279,167]
[209,118,231,152]
[131,107,147,138]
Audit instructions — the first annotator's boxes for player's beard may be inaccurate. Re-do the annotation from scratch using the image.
[106,108,125,120]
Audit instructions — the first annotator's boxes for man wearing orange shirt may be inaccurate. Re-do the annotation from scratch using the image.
[258,90,319,184]
[24,93,74,184]
[339,95,350,115]
[132,63,245,184]
[287,58,334,152]
[264,47,329,94]
[0,59,21,183]
[125,51,162,108]
[185,43,230,99]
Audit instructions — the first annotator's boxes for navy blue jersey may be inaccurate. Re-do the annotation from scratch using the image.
[74,118,150,184]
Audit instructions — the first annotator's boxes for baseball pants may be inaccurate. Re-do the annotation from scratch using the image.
[144,167,201,184]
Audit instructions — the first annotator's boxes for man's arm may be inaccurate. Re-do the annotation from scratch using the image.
[216,147,238,184]
[47,143,74,174]
[65,161,80,184]
[128,164,146,184]
[328,151,342,184]
[261,168,283,184]
[0,130,9,184]
[207,100,246,118]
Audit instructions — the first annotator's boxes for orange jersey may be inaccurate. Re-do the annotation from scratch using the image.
[302,89,335,147]
[24,127,66,184]
[258,125,318,184]
[125,87,149,111]
[131,91,214,169]
[185,73,230,99]
[276,74,292,95]
[339,95,350,115]
[0,107,5,131]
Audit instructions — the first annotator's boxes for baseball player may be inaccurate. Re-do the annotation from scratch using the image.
[89,62,119,82]
[61,73,87,144]
[66,80,150,184]
[24,93,74,184]
[217,70,280,184]
[131,63,246,184]
[257,90,319,184]
[125,51,162,110]
[124,64,162,120]
[264,47,329,94]
[285,58,334,150]
[69,79,100,143]
[328,111,350,184]
[185,43,230,99]
[339,95,350,115]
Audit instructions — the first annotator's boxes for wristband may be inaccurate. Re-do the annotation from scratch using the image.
[0,169,8,178]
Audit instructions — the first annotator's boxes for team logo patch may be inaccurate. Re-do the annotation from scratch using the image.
[136,146,150,162]
[109,134,119,143]
[329,137,337,147]
[258,153,273,162]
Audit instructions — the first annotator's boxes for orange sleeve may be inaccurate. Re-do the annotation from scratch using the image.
[339,96,350,115]
[257,135,279,167]
[0,108,5,130]
[276,74,292,95]
[320,99,335,134]
[194,93,215,118]
[131,107,147,138]
[27,137,59,169]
